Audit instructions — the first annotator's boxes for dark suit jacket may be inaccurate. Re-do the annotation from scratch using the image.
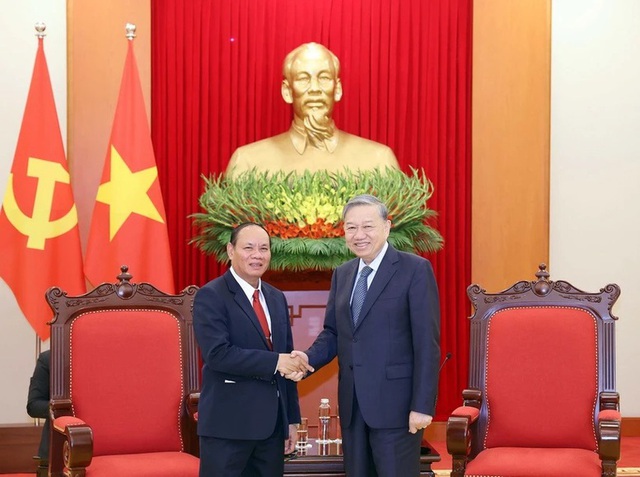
[193,270,300,440]
[306,245,440,429]
[27,350,50,459]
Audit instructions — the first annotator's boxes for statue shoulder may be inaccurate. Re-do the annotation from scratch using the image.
[337,131,399,169]
[338,131,394,153]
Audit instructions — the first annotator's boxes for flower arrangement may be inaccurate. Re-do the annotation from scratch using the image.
[192,168,443,271]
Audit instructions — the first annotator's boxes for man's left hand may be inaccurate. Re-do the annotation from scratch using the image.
[408,411,433,434]
[285,424,298,454]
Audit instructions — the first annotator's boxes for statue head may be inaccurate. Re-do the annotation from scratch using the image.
[281,43,343,140]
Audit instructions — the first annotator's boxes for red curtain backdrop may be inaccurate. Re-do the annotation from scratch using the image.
[151,0,471,419]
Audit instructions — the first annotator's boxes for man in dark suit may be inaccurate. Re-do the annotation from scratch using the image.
[27,349,50,473]
[193,222,312,477]
[293,194,441,476]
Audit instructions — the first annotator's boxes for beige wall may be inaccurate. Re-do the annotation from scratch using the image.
[0,0,67,424]
[472,0,551,291]
[550,0,640,415]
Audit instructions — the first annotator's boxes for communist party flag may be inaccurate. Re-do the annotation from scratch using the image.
[84,36,175,293]
[0,34,86,341]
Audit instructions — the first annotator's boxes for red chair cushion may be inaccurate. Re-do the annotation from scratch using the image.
[465,447,602,477]
[53,415,85,432]
[599,409,621,421]
[485,307,598,450]
[71,310,184,456]
[87,452,199,477]
[452,406,480,423]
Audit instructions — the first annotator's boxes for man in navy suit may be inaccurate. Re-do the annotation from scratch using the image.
[194,222,312,477]
[293,194,441,476]
[27,349,50,471]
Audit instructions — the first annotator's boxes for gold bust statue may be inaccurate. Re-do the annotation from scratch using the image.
[225,42,399,176]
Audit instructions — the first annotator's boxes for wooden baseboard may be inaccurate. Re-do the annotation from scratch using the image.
[622,418,640,437]
[0,423,42,473]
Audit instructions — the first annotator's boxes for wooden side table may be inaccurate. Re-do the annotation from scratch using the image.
[284,439,440,476]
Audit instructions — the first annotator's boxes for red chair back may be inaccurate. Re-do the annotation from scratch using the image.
[484,306,598,450]
[70,309,185,455]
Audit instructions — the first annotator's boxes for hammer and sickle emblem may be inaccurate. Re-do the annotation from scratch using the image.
[3,157,78,250]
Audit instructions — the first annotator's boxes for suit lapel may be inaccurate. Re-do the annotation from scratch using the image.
[341,260,360,330]
[263,286,286,351]
[224,271,272,350]
[354,246,399,331]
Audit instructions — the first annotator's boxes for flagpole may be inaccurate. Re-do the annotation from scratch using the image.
[33,18,44,378]
[34,20,46,428]
[34,20,45,370]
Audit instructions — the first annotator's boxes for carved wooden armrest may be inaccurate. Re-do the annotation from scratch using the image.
[187,392,200,421]
[447,406,480,454]
[447,389,482,477]
[598,391,621,473]
[49,411,93,477]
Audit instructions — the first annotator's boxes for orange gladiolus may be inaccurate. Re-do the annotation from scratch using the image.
[261,218,343,239]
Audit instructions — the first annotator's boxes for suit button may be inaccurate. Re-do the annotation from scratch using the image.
[353,337,358,343]
[349,365,353,370]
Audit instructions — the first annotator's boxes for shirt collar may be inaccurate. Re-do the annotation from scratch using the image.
[230,266,262,302]
[289,122,339,154]
[357,241,389,274]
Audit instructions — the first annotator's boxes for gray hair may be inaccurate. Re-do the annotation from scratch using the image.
[342,194,388,221]
[282,43,341,81]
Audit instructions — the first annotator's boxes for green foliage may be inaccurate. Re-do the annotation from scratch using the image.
[191,167,444,271]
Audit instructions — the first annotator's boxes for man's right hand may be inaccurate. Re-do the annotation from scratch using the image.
[282,350,313,381]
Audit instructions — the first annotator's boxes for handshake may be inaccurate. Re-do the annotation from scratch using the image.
[277,350,314,382]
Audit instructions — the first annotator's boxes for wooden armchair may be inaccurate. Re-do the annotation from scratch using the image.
[46,267,200,477]
[447,264,621,477]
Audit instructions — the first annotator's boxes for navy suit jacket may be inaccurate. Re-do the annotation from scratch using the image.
[193,270,300,440]
[27,350,50,459]
[306,245,440,429]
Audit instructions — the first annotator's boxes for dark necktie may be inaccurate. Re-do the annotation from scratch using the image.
[351,266,373,326]
[252,289,272,349]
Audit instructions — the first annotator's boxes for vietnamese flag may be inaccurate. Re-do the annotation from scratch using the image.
[0,34,86,341]
[85,36,174,293]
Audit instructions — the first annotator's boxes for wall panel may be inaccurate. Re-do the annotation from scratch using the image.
[67,0,151,248]
[472,0,551,291]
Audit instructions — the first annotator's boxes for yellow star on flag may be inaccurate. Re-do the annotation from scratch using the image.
[96,145,164,240]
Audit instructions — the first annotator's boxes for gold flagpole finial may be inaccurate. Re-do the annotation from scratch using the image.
[125,23,136,41]
[35,22,46,39]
